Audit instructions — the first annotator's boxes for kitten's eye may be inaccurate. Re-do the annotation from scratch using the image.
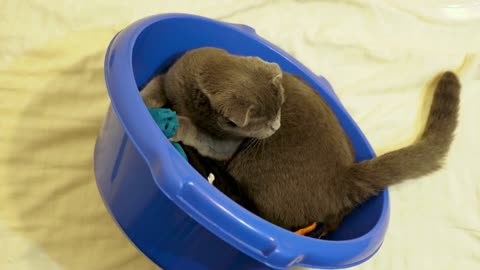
[226,119,238,127]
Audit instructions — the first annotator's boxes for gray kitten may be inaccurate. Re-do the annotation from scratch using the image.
[142,47,460,236]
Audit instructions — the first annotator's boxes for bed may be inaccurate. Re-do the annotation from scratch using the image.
[0,1,479,269]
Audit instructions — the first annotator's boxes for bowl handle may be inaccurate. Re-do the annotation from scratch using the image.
[227,23,256,34]
[177,181,278,257]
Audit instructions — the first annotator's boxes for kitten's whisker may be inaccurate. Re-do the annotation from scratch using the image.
[261,139,266,154]
[246,138,259,156]
[250,139,260,154]
[240,138,255,153]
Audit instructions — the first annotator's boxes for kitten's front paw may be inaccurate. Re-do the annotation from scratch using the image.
[143,97,166,108]
[204,149,234,161]
[140,75,167,108]
[201,140,240,161]
[169,129,184,143]
[169,135,181,143]
[169,116,192,142]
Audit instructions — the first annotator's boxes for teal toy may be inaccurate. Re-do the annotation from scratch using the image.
[147,108,188,160]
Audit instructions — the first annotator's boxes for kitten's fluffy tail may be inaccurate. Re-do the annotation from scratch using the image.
[347,71,460,203]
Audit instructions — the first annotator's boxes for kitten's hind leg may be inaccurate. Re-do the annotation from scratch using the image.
[171,116,242,160]
[140,75,167,108]
[317,212,347,239]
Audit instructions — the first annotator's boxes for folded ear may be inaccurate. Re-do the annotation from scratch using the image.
[269,62,282,74]
[226,104,254,127]
[195,74,223,107]
[272,73,282,87]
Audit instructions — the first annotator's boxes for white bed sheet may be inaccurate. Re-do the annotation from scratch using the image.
[1,1,479,269]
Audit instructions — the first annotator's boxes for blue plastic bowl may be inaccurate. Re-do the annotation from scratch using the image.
[94,13,390,270]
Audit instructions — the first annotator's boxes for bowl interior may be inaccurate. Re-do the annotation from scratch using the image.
[131,16,386,241]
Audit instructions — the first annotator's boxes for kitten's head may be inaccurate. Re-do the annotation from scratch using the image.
[192,48,285,139]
